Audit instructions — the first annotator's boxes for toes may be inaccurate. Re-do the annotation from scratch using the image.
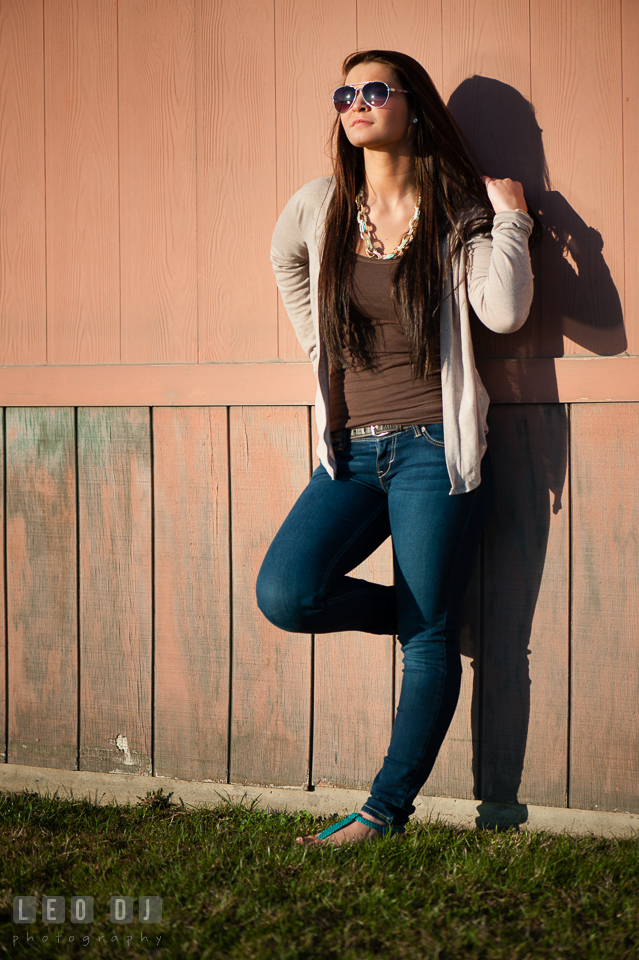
[296,834,321,845]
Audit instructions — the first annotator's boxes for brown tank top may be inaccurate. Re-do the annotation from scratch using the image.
[329,254,443,430]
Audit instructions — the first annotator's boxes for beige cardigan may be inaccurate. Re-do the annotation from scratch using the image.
[271,177,534,494]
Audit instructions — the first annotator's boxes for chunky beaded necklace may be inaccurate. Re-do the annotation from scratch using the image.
[355,189,421,260]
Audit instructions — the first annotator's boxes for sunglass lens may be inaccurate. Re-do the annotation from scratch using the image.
[363,82,389,106]
[333,86,356,113]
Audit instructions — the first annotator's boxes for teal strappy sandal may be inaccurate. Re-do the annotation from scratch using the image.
[316,812,405,841]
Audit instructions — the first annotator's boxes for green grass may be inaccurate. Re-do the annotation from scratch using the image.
[1,788,638,959]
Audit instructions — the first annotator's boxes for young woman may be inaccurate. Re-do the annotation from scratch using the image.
[256,50,535,846]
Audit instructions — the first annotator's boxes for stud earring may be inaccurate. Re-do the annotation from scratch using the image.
[412,118,418,123]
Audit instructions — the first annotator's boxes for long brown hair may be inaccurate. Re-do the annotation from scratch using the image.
[318,50,533,378]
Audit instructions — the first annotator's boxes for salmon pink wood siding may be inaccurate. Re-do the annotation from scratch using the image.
[0,0,637,813]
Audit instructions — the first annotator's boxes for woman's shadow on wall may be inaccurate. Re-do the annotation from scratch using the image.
[447,77,625,825]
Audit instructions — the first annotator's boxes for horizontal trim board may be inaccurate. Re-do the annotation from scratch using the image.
[478,357,639,402]
[0,362,316,406]
[0,357,638,405]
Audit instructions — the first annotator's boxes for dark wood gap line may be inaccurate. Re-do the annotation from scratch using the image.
[75,408,81,772]
[226,406,234,784]
[150,407,156,777]
[42,0,48,363]
[193,6,200,366]
[3,408,8,764]
[273,0,280,358]
[566,403,572,808]
[307,406,316,790]
[391,634,397,735]
[116,0,122,361]
[477,532,485,801]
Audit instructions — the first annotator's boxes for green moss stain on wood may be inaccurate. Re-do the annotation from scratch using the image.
[6,408,78,768]
[78,408,152,775]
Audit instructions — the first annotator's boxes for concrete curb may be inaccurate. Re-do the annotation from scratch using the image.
[1,763,638,839]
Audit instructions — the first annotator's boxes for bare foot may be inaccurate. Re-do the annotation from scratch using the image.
[296,810,388,846]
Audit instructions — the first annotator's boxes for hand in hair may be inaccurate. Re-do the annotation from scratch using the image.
[481,176,527,215]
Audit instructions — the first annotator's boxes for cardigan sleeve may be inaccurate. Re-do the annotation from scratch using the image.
[465,210,534,334]
[270,180,330,366]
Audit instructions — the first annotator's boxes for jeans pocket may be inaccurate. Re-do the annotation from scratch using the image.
[418,423,445,447]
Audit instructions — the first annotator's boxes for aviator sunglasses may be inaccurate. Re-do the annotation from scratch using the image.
[332,81,411,113]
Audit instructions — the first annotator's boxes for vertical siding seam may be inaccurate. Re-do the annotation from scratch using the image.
[306,406,315,790]
[390,634,396,733]
[3,408,7,763]
[150,407,156,777]
[528,0,532,101]
[193,2,200,364]
[391,431,397,734]
[566,403,572,808]
[116,0,122,361]
[308,633,315,790]
[274,0,280,357]
[42,0,48,363]
[226,407,234,783]
[528,0,542,355]
[477,532,485,801]
[619,0,626,319]
[440,0,444,88]
[75,408,81,772]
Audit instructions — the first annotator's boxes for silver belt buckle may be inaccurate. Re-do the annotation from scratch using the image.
[371,424,390,437]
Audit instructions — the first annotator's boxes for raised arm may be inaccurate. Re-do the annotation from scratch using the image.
[465,176,535,334]
[465,209,535,334]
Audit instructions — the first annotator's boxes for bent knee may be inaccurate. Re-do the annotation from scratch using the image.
[255,566,313,633]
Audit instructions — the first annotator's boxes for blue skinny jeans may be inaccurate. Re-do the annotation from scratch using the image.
[256,423,494,827]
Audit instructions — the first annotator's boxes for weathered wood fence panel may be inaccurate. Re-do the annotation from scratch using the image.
[153,407,230,782]
[3,403,637,813]
[482,405,570,808]
[229,406,312,786]
[6,409,77,769]
[78,408,152,774]
[570,404,639,812]
[0,413,4,765]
